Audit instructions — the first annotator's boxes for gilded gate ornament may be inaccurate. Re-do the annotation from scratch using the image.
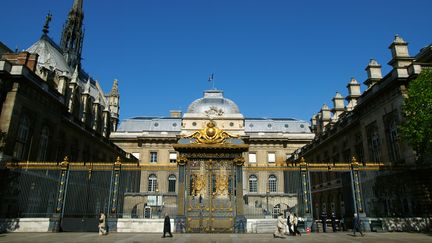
[192,174,206,196]
[215,174,229,195]
[184,121,238,144]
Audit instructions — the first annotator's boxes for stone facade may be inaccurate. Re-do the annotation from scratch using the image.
[111,90,315,219]
[290,36,432,222]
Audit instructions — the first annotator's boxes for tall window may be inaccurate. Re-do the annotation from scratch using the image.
[249,175,258,192]
[168,174,176,192]
[150,152,158,163]
[36,126,49,161]
[148,174,157,192]
[366,122,381,162]
[384,112,400,162]
[13,115,30,160]
[249,153,256,163]
[267,152,276,163]
[268,175,277,192]
[169,152,177,163]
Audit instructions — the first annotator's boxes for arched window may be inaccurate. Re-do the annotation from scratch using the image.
[148,174,157,192]
[168,174,176,193]
[268,175,277,193]
[13,115,30,160]
[249,175,258,192]
[37,126,49,161]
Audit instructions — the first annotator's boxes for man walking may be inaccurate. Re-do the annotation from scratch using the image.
[162,213,173,238]
[321,211,327,233]
[286,211,293,235]
[352,213,364,236]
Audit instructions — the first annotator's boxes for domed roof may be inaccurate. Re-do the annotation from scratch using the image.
[187,90,240,115]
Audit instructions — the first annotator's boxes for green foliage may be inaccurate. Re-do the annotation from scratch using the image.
[400,68,432,162]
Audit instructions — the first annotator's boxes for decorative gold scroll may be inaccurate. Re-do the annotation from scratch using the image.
[184,121,239,145]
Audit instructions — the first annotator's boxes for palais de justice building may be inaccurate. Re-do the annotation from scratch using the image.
[110,90,314,220]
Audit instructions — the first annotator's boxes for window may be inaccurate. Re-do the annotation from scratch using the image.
[36,126,49,161]
[169,152,177,163]
[150,152,158,163]
[268,175,277,192]
[148,174,157,192]
[13,115,30,160]
[267,152,276,163]
[248,153,256,163]
[168,175,176,192]
[384,112,401,162]
[249,175,258,192]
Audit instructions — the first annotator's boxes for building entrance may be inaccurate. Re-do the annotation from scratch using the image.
[173,121,249,233]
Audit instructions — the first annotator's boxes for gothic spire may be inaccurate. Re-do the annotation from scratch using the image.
[60,0,84,69]
[42,12,52,35]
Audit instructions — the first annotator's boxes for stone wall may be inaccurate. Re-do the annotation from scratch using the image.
[0,218,58,232]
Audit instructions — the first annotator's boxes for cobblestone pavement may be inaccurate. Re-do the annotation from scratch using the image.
[1,232,431,243]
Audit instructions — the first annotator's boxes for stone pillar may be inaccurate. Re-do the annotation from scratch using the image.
[299,158,313,232]
[175,156,187,233]
[234,157,246,233]
[109,157,121,217]
[350,157,370,231]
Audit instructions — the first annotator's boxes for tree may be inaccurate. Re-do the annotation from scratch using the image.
[400,68,432,163]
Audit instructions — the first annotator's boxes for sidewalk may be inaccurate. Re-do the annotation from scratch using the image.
[1,232,431,243]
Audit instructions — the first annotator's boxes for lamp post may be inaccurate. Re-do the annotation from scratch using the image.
[266,187,270,215]
[156,188,160,218]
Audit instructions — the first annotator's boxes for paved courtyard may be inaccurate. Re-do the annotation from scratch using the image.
[1,232,431,243]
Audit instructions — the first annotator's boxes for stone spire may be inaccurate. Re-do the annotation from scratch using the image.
[60,0,84,69]
[108,79,120,131]
[364,59,382,88]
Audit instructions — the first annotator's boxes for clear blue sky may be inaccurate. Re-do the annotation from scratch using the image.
[2,0,431,122]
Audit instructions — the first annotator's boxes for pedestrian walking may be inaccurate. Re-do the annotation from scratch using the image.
[273,213,287,238]
[162,213,173,238]
[321,211,327,233]
[352,213,364,236]
[331,212,337,232]
[286,211,293,235]
[98,212,108,236]
[292,213,301,236]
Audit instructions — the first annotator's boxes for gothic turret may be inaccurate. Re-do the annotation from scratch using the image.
[108,79,120,131]
[60,0,84,69]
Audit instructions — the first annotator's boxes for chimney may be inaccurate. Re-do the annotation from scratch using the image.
[331,92,345,120]
[364,59,382,88]
[320,104,331,131]
[170,110,182,118]
[346,78,361,111]
[388,35,413,68]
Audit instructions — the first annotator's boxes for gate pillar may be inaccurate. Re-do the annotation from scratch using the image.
[350,156,370,231]
[109,157,122,217]
[175,156,187,233]
[299,158,313,231]
[234,157,246,233]
[51,156,70,232]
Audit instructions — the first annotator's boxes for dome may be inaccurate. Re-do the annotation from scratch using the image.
[187,90,240,115]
